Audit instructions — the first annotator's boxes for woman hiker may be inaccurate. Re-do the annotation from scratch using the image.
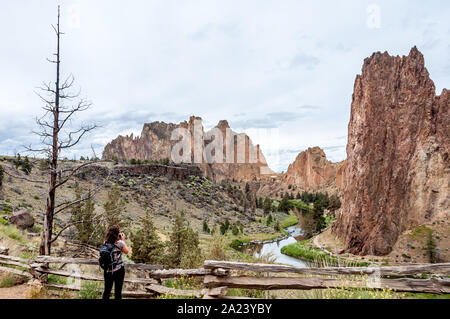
[102,225,129,299]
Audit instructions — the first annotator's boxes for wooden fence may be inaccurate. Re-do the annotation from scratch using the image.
[1,254,449,298]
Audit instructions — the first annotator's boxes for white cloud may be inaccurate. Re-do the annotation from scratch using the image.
[0,0,449,171]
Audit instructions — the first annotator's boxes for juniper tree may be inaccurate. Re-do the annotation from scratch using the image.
[166,211,202,268]
[103,184,126,228]
[130,211,164,264]
[0,165,3,187]
[263,198,272,214]
[69,184,101,245]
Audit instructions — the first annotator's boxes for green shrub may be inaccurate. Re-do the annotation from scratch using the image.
[0,216,9,225]
[47,274,67,285]
[0,274,18,288]
[78,281,102,299]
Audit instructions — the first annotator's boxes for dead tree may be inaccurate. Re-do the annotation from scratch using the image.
[23,6,98,255]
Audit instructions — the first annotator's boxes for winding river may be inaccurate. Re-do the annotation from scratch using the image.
[252,225,308,267]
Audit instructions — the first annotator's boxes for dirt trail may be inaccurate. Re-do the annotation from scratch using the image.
[0,284,29,299]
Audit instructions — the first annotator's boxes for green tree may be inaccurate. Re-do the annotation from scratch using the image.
[103,185,126,228]
[426,231,437,263]
[0,164,4,187]
[202,220,210,233]
[274,220,280,231]
[130,211,164,264]
[266,214,273,226]
[278,195,291,213]
[263,198,272,214]
[21,156,33,175]
[166,211,202,268]
[70,183,101,245]
[232,224,239,236]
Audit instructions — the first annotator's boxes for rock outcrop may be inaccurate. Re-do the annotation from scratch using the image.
[333,47,450,255]
[102,116,273,182]
[8,209,35,230]
[283,147,344,194]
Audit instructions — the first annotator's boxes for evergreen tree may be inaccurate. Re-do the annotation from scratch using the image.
[232,224,239,236]
[278,195,291,213]
[202,220,210,233]
[166,211,202,268]
[70,183,101,245]
[21,156,33,175]
[263,198,272,214]
[130,211,164,264]
[103,185,126,228]
[0,164,4,187]
[274,219,280,231]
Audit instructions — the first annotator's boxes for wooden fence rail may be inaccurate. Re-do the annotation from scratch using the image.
[1,254,450,298]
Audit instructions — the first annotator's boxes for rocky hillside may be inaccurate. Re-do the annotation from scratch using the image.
[283,147,344,194]
[333,47,450,256]
[103,116,274,183]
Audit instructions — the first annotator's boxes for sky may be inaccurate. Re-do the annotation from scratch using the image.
[0,0,449,172]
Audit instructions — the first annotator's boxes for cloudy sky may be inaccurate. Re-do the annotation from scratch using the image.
[1,1,449,172]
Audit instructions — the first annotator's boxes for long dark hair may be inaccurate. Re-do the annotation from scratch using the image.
[105,225,120,244]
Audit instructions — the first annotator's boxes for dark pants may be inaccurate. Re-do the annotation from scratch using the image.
[103,266,125,299]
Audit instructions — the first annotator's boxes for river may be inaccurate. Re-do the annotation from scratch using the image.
[252,225,308,267]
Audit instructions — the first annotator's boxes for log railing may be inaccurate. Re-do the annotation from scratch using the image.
[1,254,449,298]
[203,260,450,297]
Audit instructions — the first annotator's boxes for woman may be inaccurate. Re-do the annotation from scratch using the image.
[103,225,129,300]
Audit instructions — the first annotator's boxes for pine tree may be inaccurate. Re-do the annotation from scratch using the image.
[278,194,291,213]
[165,211,202,268]
[263,198,272,214]
[103,184,126,228]
[0,164,4,187]
[202,220,210,233]
[70,183,101,245]
[130,211,164,264]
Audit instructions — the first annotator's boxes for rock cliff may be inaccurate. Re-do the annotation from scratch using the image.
[283,147,344,194]
[333,47,450,255]
[102,116,273,182]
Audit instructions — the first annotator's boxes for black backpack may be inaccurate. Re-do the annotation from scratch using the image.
[99,243,116,271]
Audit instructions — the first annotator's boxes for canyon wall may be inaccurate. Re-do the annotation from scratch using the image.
[102,116,273,182]
[333,47,450,255]
[283,147,344,194]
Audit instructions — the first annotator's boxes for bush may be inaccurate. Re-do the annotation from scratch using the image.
[229,238,250,250]
[130,211,164,264]
[0,274,19,288]
[78,281,102,299]
[206,234,227,260]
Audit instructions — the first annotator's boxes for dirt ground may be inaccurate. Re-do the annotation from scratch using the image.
[0,284,29,299]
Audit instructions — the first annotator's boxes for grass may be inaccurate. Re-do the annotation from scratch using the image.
[281,239,371,267]
[0,273,18,288]
[78,281,102,299]
[47,274,68,285]
[0,216,9,225]
[1,224,26,243]
[279,212,299,229]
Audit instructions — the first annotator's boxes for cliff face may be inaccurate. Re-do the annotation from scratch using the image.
[333,47,450,255]
[283,147,344,194]
[102,116,273,182]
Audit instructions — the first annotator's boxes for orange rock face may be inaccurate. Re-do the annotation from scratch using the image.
[333,47,450,255]
[283,147,344,194]
[102,116,273,182]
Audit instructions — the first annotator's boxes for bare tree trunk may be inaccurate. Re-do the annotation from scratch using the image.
[40,6,61,255]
